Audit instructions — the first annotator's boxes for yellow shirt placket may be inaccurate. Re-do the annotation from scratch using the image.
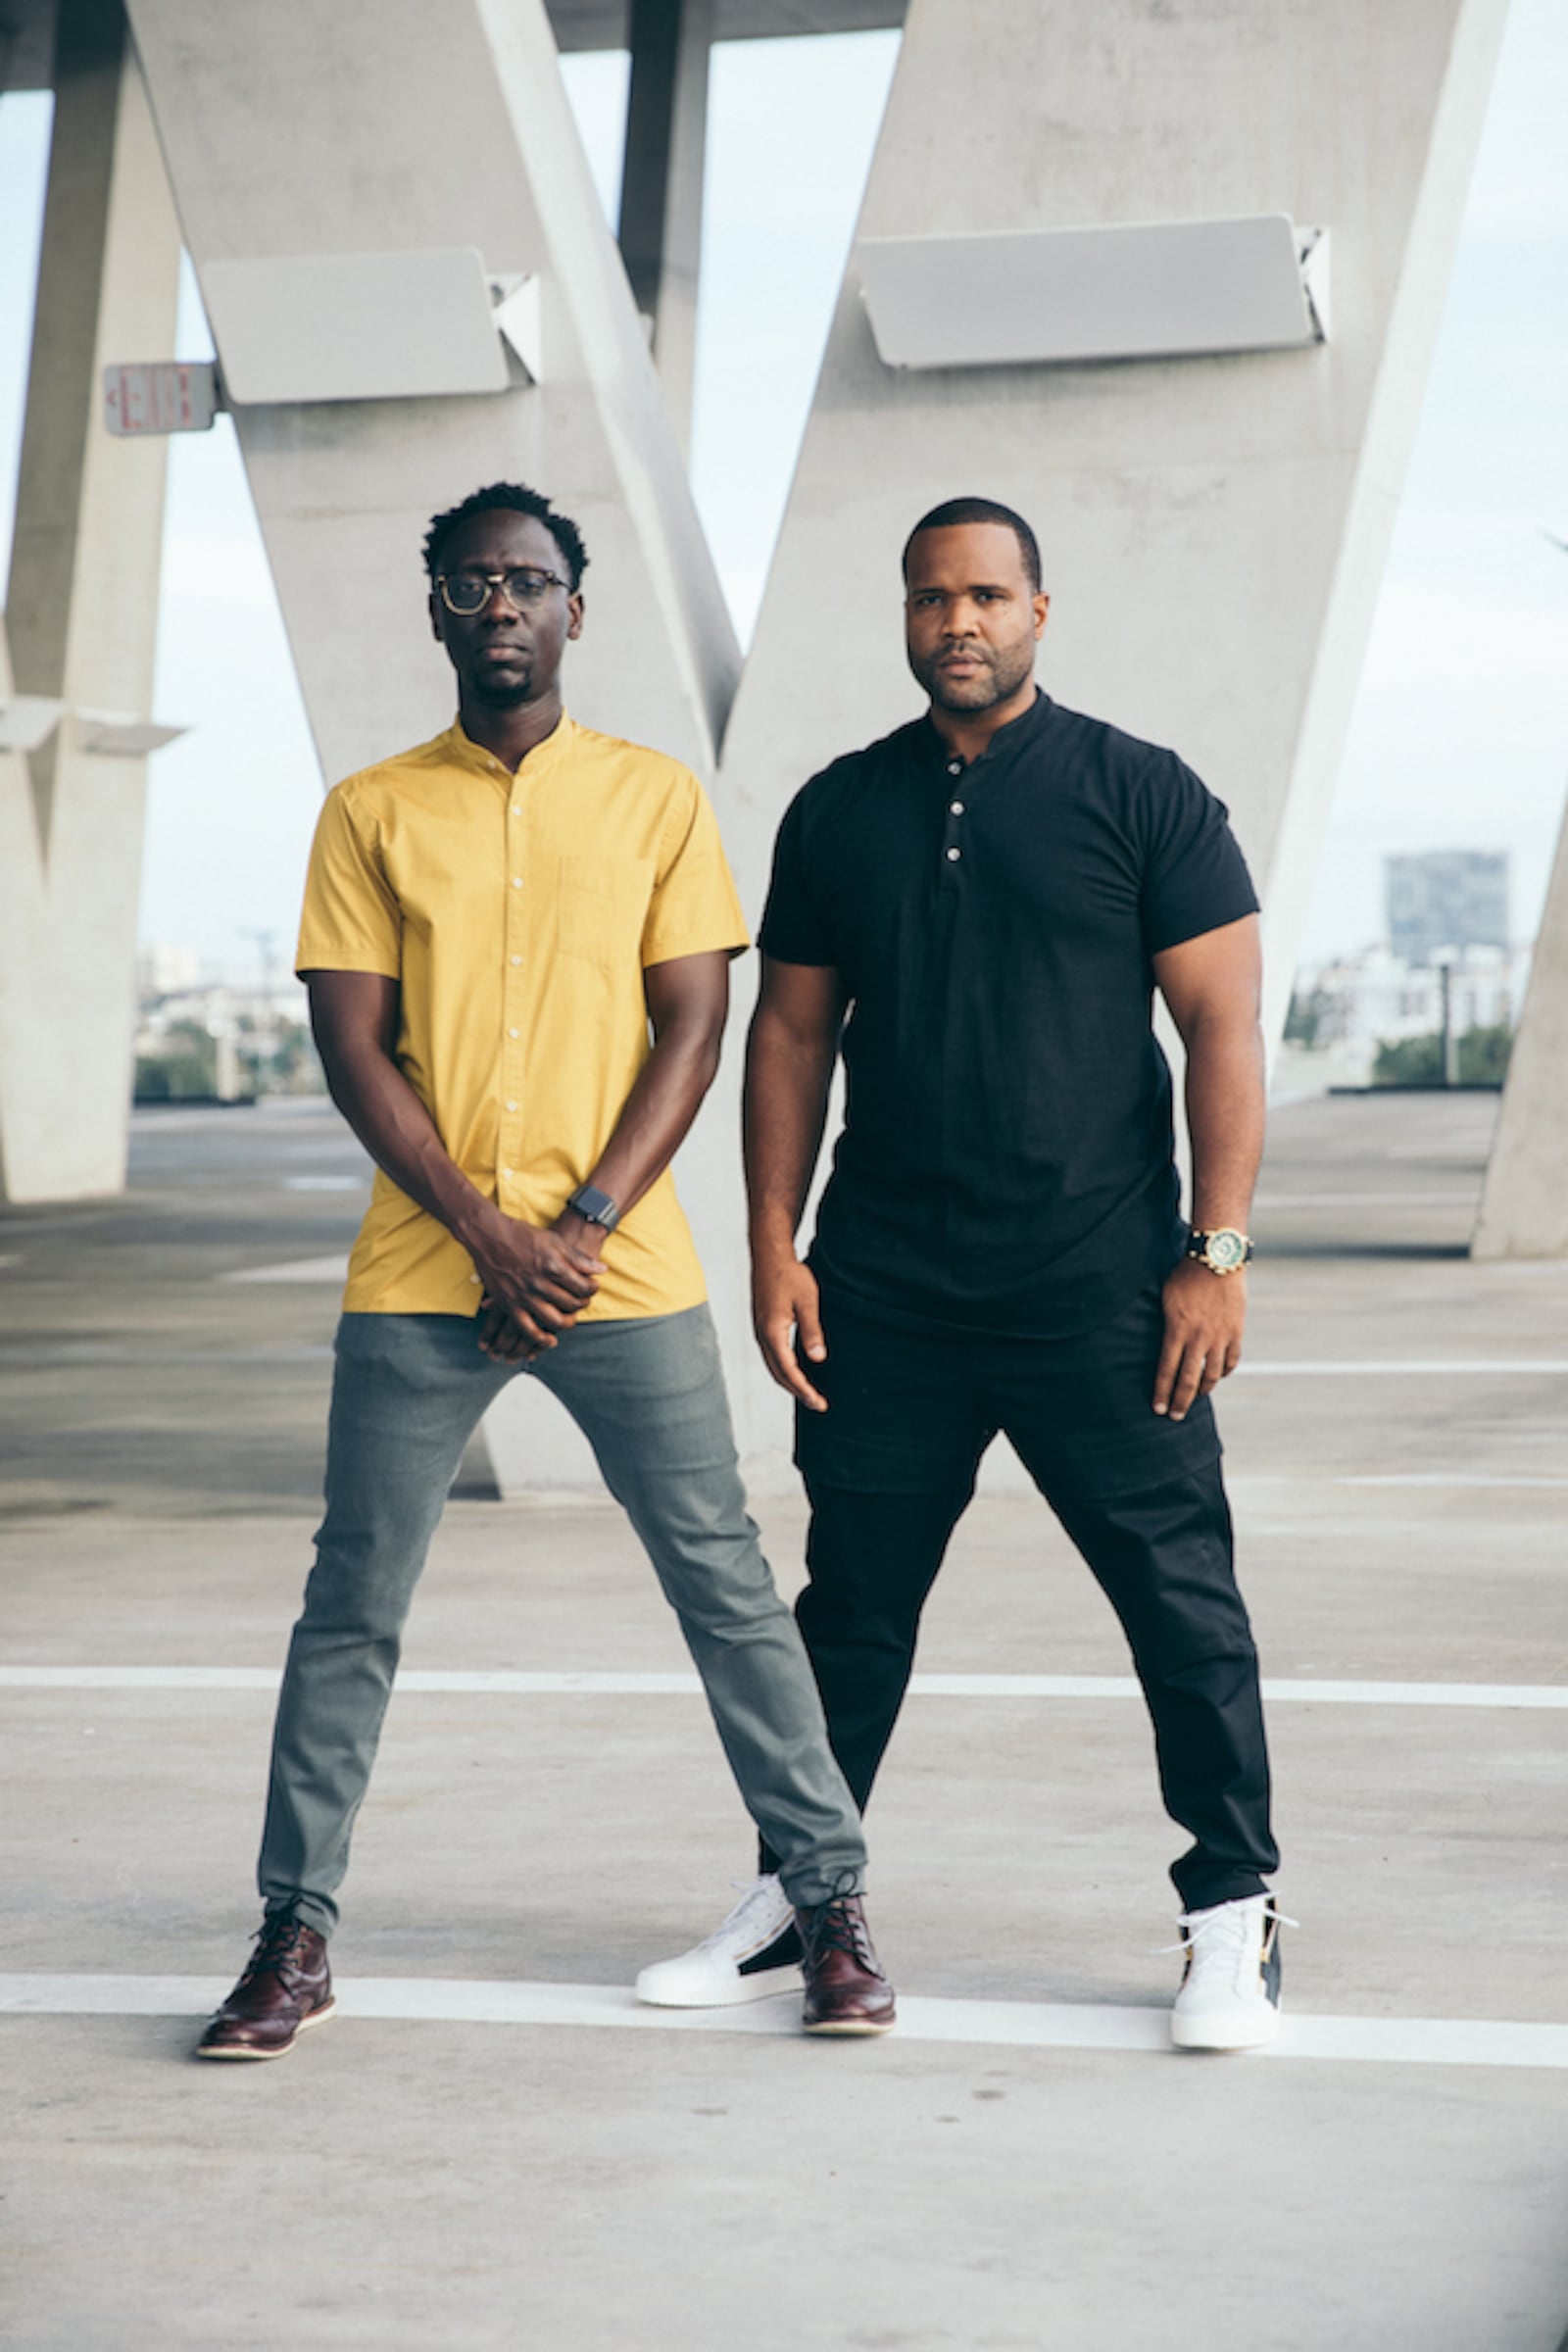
[501,770,531,1217]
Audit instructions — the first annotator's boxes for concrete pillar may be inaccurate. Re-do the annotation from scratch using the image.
[0,0,182,1201]
[1470,795,1568,1260]
[127,0,737,793]
[708,0,1510,1482]
[126,0,737,1494]
[617,0,714,456]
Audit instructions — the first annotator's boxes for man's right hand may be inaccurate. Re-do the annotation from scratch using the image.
[753,1249,829,1412]
[469,1215,602,1356]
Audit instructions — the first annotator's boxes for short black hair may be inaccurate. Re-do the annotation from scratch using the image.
[422,482,589,590]
[903,497,1041,592]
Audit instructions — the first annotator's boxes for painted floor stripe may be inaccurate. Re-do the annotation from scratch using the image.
[219,1254,350,1286]
[2,1667,1563,1707]
[1243,1360,1568,1376]
[1253,1192,1479,1208]
[1,1974,1563,2070]
[1334,1474,1568,1490]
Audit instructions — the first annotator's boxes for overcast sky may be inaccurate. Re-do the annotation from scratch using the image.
[1,4,1563,979]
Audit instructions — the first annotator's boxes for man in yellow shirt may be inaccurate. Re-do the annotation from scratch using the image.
[197,483,893,2057]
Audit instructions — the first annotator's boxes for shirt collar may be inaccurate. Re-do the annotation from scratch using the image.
[442,710,577,781]
[920,687,1051,770]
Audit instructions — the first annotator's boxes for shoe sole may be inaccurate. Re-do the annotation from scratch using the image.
[635,1963,802,2010]
[1170,2009,1279,2053]
[802,2014,897,2036]
[195,1995,336,2061]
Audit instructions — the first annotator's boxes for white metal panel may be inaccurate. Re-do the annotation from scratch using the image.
[102,360,220,435]
[0,697,65,753]
[857,215,1324,369]
[200,247,512,404]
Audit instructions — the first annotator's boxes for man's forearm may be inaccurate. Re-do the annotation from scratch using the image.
[745,1012,836,1255]
[571,1020,722,1232]
[1183,1012,1266,1230]
[318,1040,505,1258]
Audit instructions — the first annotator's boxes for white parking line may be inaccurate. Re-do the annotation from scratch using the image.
[1,1973,1562,2069]
[220,1255,349,1285]
[1335,1474,1568,1490]
[1,1667,1562,1706]
[1243,1360,1568,1376]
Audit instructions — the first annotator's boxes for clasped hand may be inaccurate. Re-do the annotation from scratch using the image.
[471,1215,603,1363]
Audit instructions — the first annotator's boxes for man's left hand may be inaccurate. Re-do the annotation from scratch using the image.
[477,1208,606,1363]
[1152,1258,1248,1421]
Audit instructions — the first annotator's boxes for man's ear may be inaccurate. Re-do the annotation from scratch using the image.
[1033,592,1051,642]
[566,593,585,643]
[428,589,443,644]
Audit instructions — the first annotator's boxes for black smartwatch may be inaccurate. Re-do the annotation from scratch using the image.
[566,1183,620,1235]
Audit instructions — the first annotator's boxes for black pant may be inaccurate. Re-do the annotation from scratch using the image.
[761,1283,1278,1912]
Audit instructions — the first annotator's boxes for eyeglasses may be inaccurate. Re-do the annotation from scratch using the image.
[435,567,568,616]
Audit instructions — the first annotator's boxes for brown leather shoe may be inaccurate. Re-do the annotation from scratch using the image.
[796,1890,896,2035]
[196,1915,335,2061]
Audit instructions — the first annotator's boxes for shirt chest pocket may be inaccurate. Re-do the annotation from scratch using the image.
[557,855,658,973]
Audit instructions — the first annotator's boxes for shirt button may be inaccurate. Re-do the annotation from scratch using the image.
[506,1100,517,1112]
[469,1274,481,1287]
[512,877,523,888]
[512,805,522,816]
[950,800,964,815]
[500,1165,512,1177]
[946,847,961,861]
[510,955,522,966]
[508,1026,519,1039]
[947,760,962,776]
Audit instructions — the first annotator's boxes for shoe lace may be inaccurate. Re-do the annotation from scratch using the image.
[241,1913,314,1981]
[1159,1898,1298,1981]
[701,1876,788,1952]
[799,1872,873,1969]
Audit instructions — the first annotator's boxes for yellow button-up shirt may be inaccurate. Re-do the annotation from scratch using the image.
[296,713,749,1321]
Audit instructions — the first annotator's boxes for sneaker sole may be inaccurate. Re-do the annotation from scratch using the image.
[635,1963,802,2010]
[195,1995,336,2060]
[1170,2009,1279,2053]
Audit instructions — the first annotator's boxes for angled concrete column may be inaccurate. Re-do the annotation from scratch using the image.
[711,0,1509,1479]
[618,0,714,455]
[127,0,737,792]
[127,0,738,1494]
[0,0,181,1202]
[1470,797,1568,1260]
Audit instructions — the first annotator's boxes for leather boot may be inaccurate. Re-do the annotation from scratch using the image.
[796,1889,896,2035]
[196,1914,335,2060]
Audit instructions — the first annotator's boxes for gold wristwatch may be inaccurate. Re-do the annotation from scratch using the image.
[1185,1227,1253,1275]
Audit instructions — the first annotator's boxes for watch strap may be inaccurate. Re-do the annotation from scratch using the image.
[566,1183,620,1233]
[1186,1227,1253,1273]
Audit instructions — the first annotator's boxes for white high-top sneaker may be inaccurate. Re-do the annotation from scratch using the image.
[1170,1893,1289,2051]
[635,1876,802,2008]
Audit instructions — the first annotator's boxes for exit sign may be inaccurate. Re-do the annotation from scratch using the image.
[103,361,220,436]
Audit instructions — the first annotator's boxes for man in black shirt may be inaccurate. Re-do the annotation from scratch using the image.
[635,498,1283,2047]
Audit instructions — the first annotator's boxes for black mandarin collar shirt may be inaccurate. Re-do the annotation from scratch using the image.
[758,690,1258,1339]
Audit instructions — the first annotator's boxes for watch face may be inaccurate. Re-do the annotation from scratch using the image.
[1205,1229,1248,1272]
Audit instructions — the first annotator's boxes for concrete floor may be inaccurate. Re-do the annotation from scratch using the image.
[2,1090,1566,2350]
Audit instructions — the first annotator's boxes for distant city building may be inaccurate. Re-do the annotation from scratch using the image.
[1386,852,1509,968]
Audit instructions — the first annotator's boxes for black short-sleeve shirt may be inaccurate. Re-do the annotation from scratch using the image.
[759,691,1258,1338]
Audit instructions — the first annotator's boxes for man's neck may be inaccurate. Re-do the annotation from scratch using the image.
[457,686,564,771]
[927,679,1038,765]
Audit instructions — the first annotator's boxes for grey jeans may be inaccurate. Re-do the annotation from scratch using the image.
[259,1304,866,1931]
